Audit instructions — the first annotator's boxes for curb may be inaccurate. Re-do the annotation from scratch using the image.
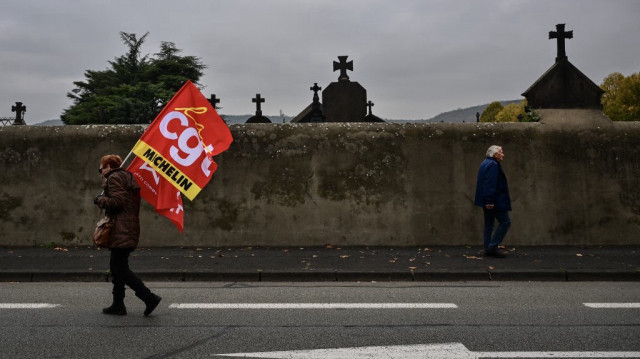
[2,270,639,282]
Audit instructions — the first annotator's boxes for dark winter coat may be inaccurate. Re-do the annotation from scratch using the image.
[97,168,141,249]
[474,157,512,211]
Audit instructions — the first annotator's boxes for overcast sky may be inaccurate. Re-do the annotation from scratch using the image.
[1,0,639,124]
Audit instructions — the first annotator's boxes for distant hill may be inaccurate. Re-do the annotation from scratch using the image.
[426,100,521,123]
[33,119,64,126]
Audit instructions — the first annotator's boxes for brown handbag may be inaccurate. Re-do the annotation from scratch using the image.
[93,216,113,248]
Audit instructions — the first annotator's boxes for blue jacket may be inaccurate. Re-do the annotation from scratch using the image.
[474,157,511,211]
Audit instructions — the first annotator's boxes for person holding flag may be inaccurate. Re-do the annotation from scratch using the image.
[95,154,162,316]
[92,80,232,316]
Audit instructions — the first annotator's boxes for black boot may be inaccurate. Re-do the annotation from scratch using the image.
[137,292,162,317]
[102,300,127,315]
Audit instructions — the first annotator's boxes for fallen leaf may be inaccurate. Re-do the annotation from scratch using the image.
[54,247,68,252]
[409,266,418,270]
[463,255,483,260]
[340,255,351,259]
[576,253,583,257]
[488,266,495,270]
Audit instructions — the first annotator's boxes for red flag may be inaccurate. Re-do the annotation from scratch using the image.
[127,80,232,231]
[128,156,184,231]
[131,80,232,200]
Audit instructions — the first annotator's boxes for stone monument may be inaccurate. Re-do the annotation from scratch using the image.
[208,94,221,110]
[322,56,367,122]
[363,101,384,122]
[291,83,325,123]
[1,102,26,126]
[246,94,271,123]
[522,24,605,111]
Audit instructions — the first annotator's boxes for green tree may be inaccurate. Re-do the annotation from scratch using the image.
[495,103,523,122]
[61,32,206,125]
[601,72,640,121]
[479,101,503,122]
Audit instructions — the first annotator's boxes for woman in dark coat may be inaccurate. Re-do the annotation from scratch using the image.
[95,154,162,316]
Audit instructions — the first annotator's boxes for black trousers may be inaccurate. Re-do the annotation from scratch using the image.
[109,248,151,301]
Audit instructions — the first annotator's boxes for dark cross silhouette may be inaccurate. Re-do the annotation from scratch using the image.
[476,112,480,123]
[252,94,265,115]
[367,100,375,115]
[11,102,26,125]
[549,23,573,62]
[333,55,353,81]
[209,94,221,110]
[310,83,321,103]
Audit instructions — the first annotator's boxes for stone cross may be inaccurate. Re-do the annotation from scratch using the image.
[549,23,573,62]
[367,100,374,115]
[252,94,265,115]
[208,94,221,110]
[333,55,353,81]
[310,83,321,103]
[11,102,26,125]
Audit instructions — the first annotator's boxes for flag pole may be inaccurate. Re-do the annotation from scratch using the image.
[120,149,134,169]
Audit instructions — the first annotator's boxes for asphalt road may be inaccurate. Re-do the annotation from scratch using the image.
[1,282,639,358]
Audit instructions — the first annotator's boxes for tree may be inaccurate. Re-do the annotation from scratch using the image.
[61,32,206,125]
[601,72,640,121]
[479,101,503,122]
[495,103,523,122]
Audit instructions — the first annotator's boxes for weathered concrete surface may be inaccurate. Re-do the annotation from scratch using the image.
[1,120,639,247]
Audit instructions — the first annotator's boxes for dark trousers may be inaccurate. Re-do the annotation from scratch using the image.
[483,209,511,251]
[109,248,151,301]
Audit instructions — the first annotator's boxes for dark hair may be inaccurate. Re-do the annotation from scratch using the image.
[100,154,122,169]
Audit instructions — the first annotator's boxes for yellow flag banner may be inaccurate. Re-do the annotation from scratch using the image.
[131,140,203,200]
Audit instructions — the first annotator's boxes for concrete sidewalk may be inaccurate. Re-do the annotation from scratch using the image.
[0,245,638,282]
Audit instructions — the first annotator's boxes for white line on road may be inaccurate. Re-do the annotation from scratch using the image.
[217,343,640,358]
[170,303,458,309]
[0,303,60,309]
[584,303,640,308]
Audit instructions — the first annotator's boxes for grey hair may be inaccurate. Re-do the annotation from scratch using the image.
[486,145,502,158]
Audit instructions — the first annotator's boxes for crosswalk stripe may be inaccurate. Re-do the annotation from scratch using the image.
[0,303,60,309]
[169,303,458,309]
[584,303,640,308]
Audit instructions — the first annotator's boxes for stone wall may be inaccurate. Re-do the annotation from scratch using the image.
[1,118,639,247]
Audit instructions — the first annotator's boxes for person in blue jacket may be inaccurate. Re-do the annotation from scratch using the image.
[474,145,511,258]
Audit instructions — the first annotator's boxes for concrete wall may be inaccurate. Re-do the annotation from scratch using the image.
[1,116,639,247]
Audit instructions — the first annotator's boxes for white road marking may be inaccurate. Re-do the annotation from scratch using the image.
[170,303,458,309]
[216,343,640,358]
[0,303,60,309]
[584,303,640,308]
